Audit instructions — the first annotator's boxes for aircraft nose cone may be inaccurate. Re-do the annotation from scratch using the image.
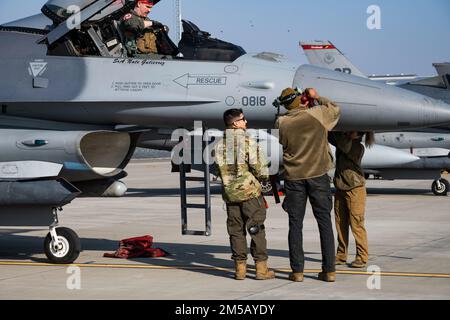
[294,65,450,131]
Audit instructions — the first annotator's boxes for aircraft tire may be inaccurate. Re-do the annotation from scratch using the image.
[44,227,81,264]
[431,179,449,196]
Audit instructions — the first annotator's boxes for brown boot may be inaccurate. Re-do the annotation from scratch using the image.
[235,260,247,280]
[350,259,367,268]
[288,272,304,282]
[255,260,275,280]
[318,271,336,282]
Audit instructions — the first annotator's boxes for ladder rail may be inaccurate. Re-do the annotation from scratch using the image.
[179,123,212,236]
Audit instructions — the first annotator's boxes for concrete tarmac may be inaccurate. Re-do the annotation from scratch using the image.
[1,159,450,300]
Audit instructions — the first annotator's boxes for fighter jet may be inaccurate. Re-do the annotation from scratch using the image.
[300,40,450,195]
[2,0,450,264]
[300,40,450,102]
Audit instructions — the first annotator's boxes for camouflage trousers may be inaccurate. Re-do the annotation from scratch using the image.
[226,195,268,262]
[335,186,369,263]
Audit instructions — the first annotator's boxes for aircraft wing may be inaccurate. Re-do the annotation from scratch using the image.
[403,75,449,90]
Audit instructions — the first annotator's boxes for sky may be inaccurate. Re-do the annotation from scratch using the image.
[0,0,449,76]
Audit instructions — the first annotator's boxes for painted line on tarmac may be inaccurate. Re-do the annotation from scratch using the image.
[1,261,450,279]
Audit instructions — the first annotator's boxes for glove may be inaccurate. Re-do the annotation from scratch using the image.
[151,20,164,29]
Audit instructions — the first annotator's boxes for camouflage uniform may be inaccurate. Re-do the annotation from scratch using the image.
[214,129,270,262]
[120,10,162,58]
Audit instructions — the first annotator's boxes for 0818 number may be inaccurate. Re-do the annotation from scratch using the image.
[242,96,267,107]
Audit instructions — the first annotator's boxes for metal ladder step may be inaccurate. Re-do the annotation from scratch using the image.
[185,177,205,182]
[178,124,212,237]
[183,204,207,209]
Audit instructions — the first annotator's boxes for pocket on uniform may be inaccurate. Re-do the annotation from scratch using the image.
[348,187,365,215]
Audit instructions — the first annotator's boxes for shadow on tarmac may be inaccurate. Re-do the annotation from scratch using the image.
[126,185,437,198]
[124,185,222,198]
[0,234,323,279]
[365,188,434,196]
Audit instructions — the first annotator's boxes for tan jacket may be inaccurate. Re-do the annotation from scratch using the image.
[329,132,366,191]
[275,97,340,180]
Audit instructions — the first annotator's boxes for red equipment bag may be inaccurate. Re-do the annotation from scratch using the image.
[104,235,167,259]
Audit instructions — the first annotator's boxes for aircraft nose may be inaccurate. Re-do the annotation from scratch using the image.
[293,64,450,131]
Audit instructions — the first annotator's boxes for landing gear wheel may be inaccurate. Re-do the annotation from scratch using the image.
[431,179,449,196]
[44,227,81,264]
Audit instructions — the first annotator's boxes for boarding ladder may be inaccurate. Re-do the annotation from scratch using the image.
[174,123,212,236]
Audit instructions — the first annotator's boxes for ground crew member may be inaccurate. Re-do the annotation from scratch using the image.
[329,131,374,268]
[214,109,275,280]
[275,87,340,282]
[120,0,167,58]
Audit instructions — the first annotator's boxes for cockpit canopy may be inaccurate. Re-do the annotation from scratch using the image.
[179,20,245,62]
[41,0,143,24]
[3,0,246,62]
[43,0,99,21]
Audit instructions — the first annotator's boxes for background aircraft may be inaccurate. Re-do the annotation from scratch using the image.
[300,40,450,195]
[1,0,450,263]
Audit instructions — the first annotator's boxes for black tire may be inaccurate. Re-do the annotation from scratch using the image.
[44,227,81,264]
[431,179,449,196]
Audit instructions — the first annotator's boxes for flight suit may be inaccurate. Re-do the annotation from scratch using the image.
[329,132,369,265]
[120,10,162,58]
[214,129,270,262]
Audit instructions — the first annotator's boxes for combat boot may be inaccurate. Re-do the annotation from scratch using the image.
[350,259,367,268]
[318,271,336,282]
[288,272,304,282]
[255,260,275,280]
[234,260,247,280]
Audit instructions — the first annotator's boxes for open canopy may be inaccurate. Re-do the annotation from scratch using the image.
[43,0,160,45]
[42,0,162,24]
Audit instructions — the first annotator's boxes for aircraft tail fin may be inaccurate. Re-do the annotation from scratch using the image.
[300,40,367,78]
[433,63,450,77]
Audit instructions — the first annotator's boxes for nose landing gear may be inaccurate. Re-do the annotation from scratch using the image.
[431,178,449,196]
[43,208,81,264]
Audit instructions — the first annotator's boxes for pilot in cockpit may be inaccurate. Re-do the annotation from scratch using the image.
[120,0,173,59]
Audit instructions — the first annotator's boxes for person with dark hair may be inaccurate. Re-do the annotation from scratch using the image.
[329,131,374,268]
[214,109,275,280]
[120,0,169,58]
[222,108,244,127]
[275,87,340,282]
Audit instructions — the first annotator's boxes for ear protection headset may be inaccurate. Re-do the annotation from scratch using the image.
[278,88,302,106]
[273,88,302,109]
